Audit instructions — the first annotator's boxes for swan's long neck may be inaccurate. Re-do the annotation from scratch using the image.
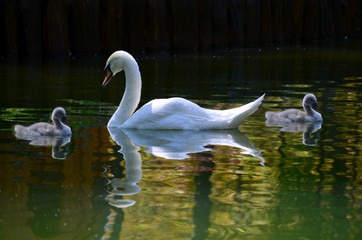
[303,104,316,116]
[53,118,64,129]
[108,59,142,128]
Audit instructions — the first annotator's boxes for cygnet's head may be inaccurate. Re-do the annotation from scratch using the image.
[52,107,69,123]
[102,51,137,87]
[303,94,320,110]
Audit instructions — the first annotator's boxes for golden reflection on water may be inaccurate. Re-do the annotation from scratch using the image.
[1,101,361,239]
[209,156,279,239]
[1,47,362,239]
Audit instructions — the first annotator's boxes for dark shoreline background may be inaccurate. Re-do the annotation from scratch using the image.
[1,0,361,56]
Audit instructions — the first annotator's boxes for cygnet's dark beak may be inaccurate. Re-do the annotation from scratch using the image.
[62,116,70,124]
[312,102,320,110]
[102,64,113,87]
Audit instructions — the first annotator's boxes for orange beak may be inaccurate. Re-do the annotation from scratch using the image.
[102,67,113,87]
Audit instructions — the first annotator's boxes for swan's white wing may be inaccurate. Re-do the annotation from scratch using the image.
[226,94,265,128]
[205,94,265,128]
[121,98,210,130]
[121,95,265,130]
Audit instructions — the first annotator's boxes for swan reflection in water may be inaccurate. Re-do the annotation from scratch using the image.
[265,121,322,146]
[122,128,265,164]
[105,129,142,208]
[14,133,71,159]
[106,127,264,207]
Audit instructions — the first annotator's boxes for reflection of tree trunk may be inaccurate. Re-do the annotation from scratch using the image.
[192,152,214,240]
[99,208,125,240]
[315,85,359,238]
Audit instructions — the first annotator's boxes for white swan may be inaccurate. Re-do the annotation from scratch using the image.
[102,50,265,130]
[265,94,322,122]
[14,107,72,136]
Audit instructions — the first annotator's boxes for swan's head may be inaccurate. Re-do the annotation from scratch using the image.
[103,51,136,87]
[52,107,69,124]
[303,94,320,110]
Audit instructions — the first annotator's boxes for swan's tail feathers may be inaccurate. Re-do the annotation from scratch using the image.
[228,93,265,128]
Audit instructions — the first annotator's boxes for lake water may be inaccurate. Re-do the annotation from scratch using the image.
[0,40,361,239]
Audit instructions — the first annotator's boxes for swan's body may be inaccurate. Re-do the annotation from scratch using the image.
[103,50,265,130]
[265,94,322,123]
[14,107,71,136]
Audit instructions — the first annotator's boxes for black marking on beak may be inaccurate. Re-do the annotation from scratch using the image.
[312,102,320,110]
[102,64,113,87]
[62,116,70,124]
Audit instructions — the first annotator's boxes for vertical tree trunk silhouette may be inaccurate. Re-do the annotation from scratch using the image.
[0,0,361,56]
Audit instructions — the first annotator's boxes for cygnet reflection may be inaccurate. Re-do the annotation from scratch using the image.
[266,121,322,146]
[14,133,71,159]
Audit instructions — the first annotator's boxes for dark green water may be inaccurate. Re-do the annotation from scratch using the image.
[0,41,361,239]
